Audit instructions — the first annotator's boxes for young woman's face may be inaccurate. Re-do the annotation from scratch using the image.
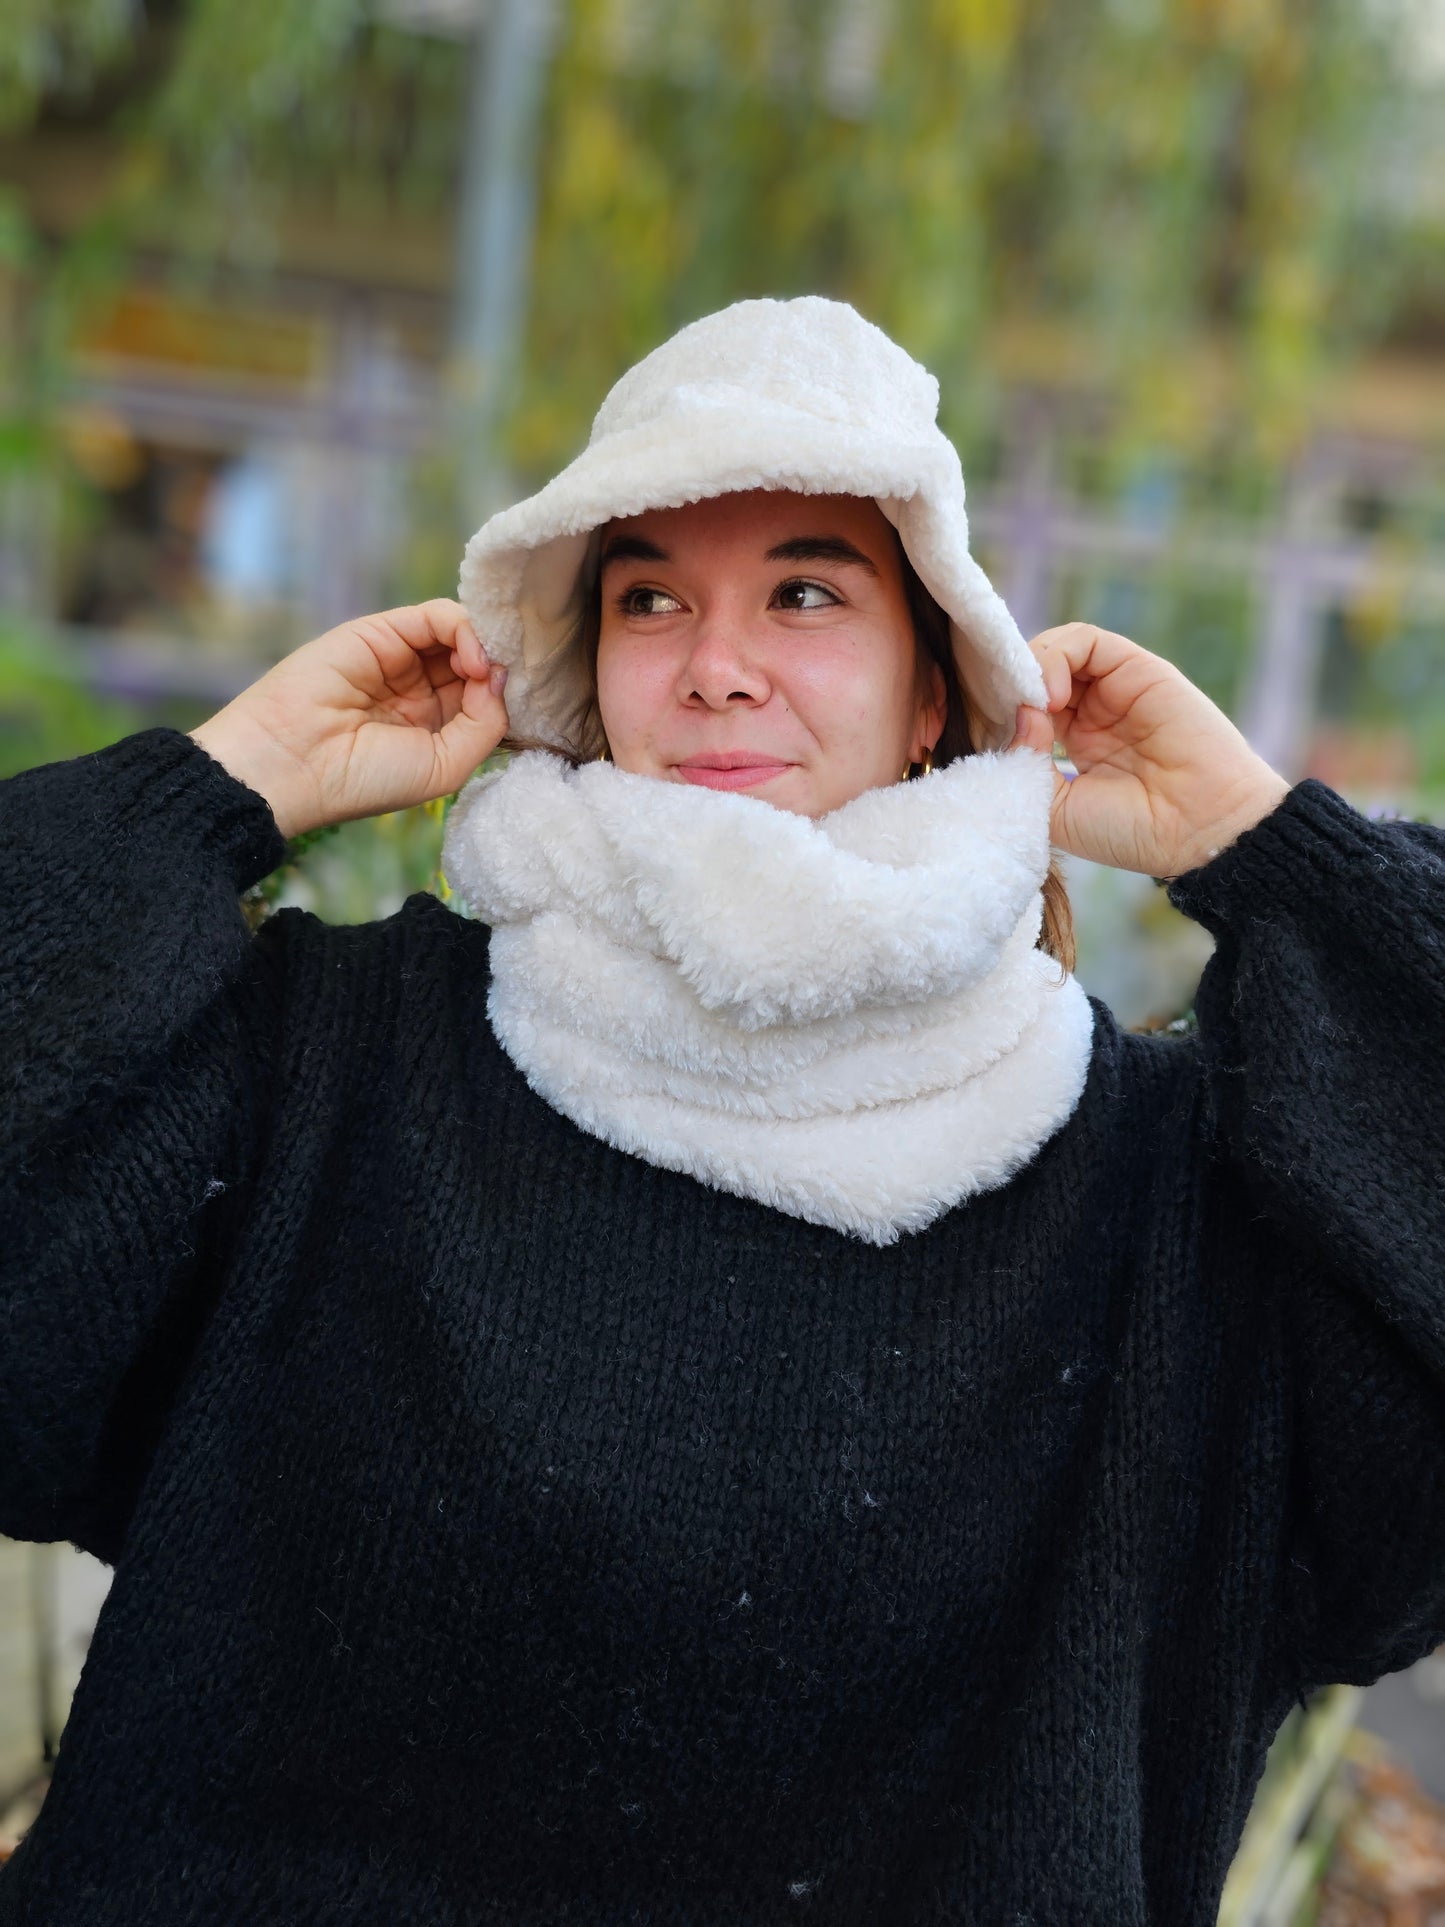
[593,489,946,819]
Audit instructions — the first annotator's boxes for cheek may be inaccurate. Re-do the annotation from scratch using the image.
[596,635,672,734]
[782,636,914,738]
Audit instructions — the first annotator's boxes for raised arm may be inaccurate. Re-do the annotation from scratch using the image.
[1,727,293,1559]
[2,597,509,1562]
[1008,618,1445,1697]
[1163,776,1445,1698]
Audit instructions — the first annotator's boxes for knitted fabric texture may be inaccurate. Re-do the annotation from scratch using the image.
[3,727,1444,1926]
[457,295,1049,757]
[439,744,1094,1243]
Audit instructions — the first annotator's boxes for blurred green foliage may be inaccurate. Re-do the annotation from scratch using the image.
[0,618,151,778]
[3,0,1439,479]
[518,0,1440,477]
[241,792,457,931]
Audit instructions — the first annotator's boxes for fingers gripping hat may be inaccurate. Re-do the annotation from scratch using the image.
[457,295,1048,756]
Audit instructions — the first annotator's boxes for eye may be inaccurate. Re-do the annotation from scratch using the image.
[773,578,841,611]
[617,585,684,617]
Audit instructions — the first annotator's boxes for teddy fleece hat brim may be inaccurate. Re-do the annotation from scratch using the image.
[457,297,1049,757]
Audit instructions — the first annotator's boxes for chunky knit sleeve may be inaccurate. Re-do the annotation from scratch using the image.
[0,725,292,1562]
[1164,776,1445,1696]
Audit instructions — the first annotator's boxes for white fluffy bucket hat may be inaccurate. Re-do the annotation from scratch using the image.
[457,294,1048,757]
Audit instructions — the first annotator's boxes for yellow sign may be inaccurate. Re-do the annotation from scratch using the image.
[75,288,322,387]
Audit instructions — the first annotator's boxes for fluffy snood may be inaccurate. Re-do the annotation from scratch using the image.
[440,748,1096,1245]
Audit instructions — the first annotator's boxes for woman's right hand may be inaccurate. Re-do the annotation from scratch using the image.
[187,599,510,840]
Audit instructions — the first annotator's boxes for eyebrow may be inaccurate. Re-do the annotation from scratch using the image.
[763,535,880,577]
[597,531,880,577]
[598,534,670,571]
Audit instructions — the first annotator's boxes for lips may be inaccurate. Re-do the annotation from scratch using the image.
[674,755,795,792]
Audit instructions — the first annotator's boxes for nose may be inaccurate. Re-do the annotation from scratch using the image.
[676,605,772,710]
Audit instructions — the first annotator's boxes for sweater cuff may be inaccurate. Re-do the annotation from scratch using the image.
[82,725,290,893]
[1163,777,1380,937]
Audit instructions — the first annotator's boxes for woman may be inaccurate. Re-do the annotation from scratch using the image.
[2,296,1441,1925]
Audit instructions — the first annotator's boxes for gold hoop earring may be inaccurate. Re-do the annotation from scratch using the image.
[922,745,934,776]
[596,745,611,763]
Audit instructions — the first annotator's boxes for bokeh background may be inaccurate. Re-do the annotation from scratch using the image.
[2,0,1443,1913]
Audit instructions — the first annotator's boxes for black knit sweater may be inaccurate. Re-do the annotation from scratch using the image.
[2,726,1443,1926]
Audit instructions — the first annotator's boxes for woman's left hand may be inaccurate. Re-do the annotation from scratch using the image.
[1007,622,1292,880]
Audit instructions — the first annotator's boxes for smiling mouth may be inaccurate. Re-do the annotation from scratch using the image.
[674,756,795,791]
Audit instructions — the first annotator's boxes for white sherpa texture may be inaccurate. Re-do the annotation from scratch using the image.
[458,296,1049,759]
[440,746,1096,1245]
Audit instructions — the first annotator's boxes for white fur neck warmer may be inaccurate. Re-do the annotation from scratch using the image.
[440,747,1095,1246]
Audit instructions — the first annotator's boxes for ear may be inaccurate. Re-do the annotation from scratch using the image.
[920,659,947,752]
